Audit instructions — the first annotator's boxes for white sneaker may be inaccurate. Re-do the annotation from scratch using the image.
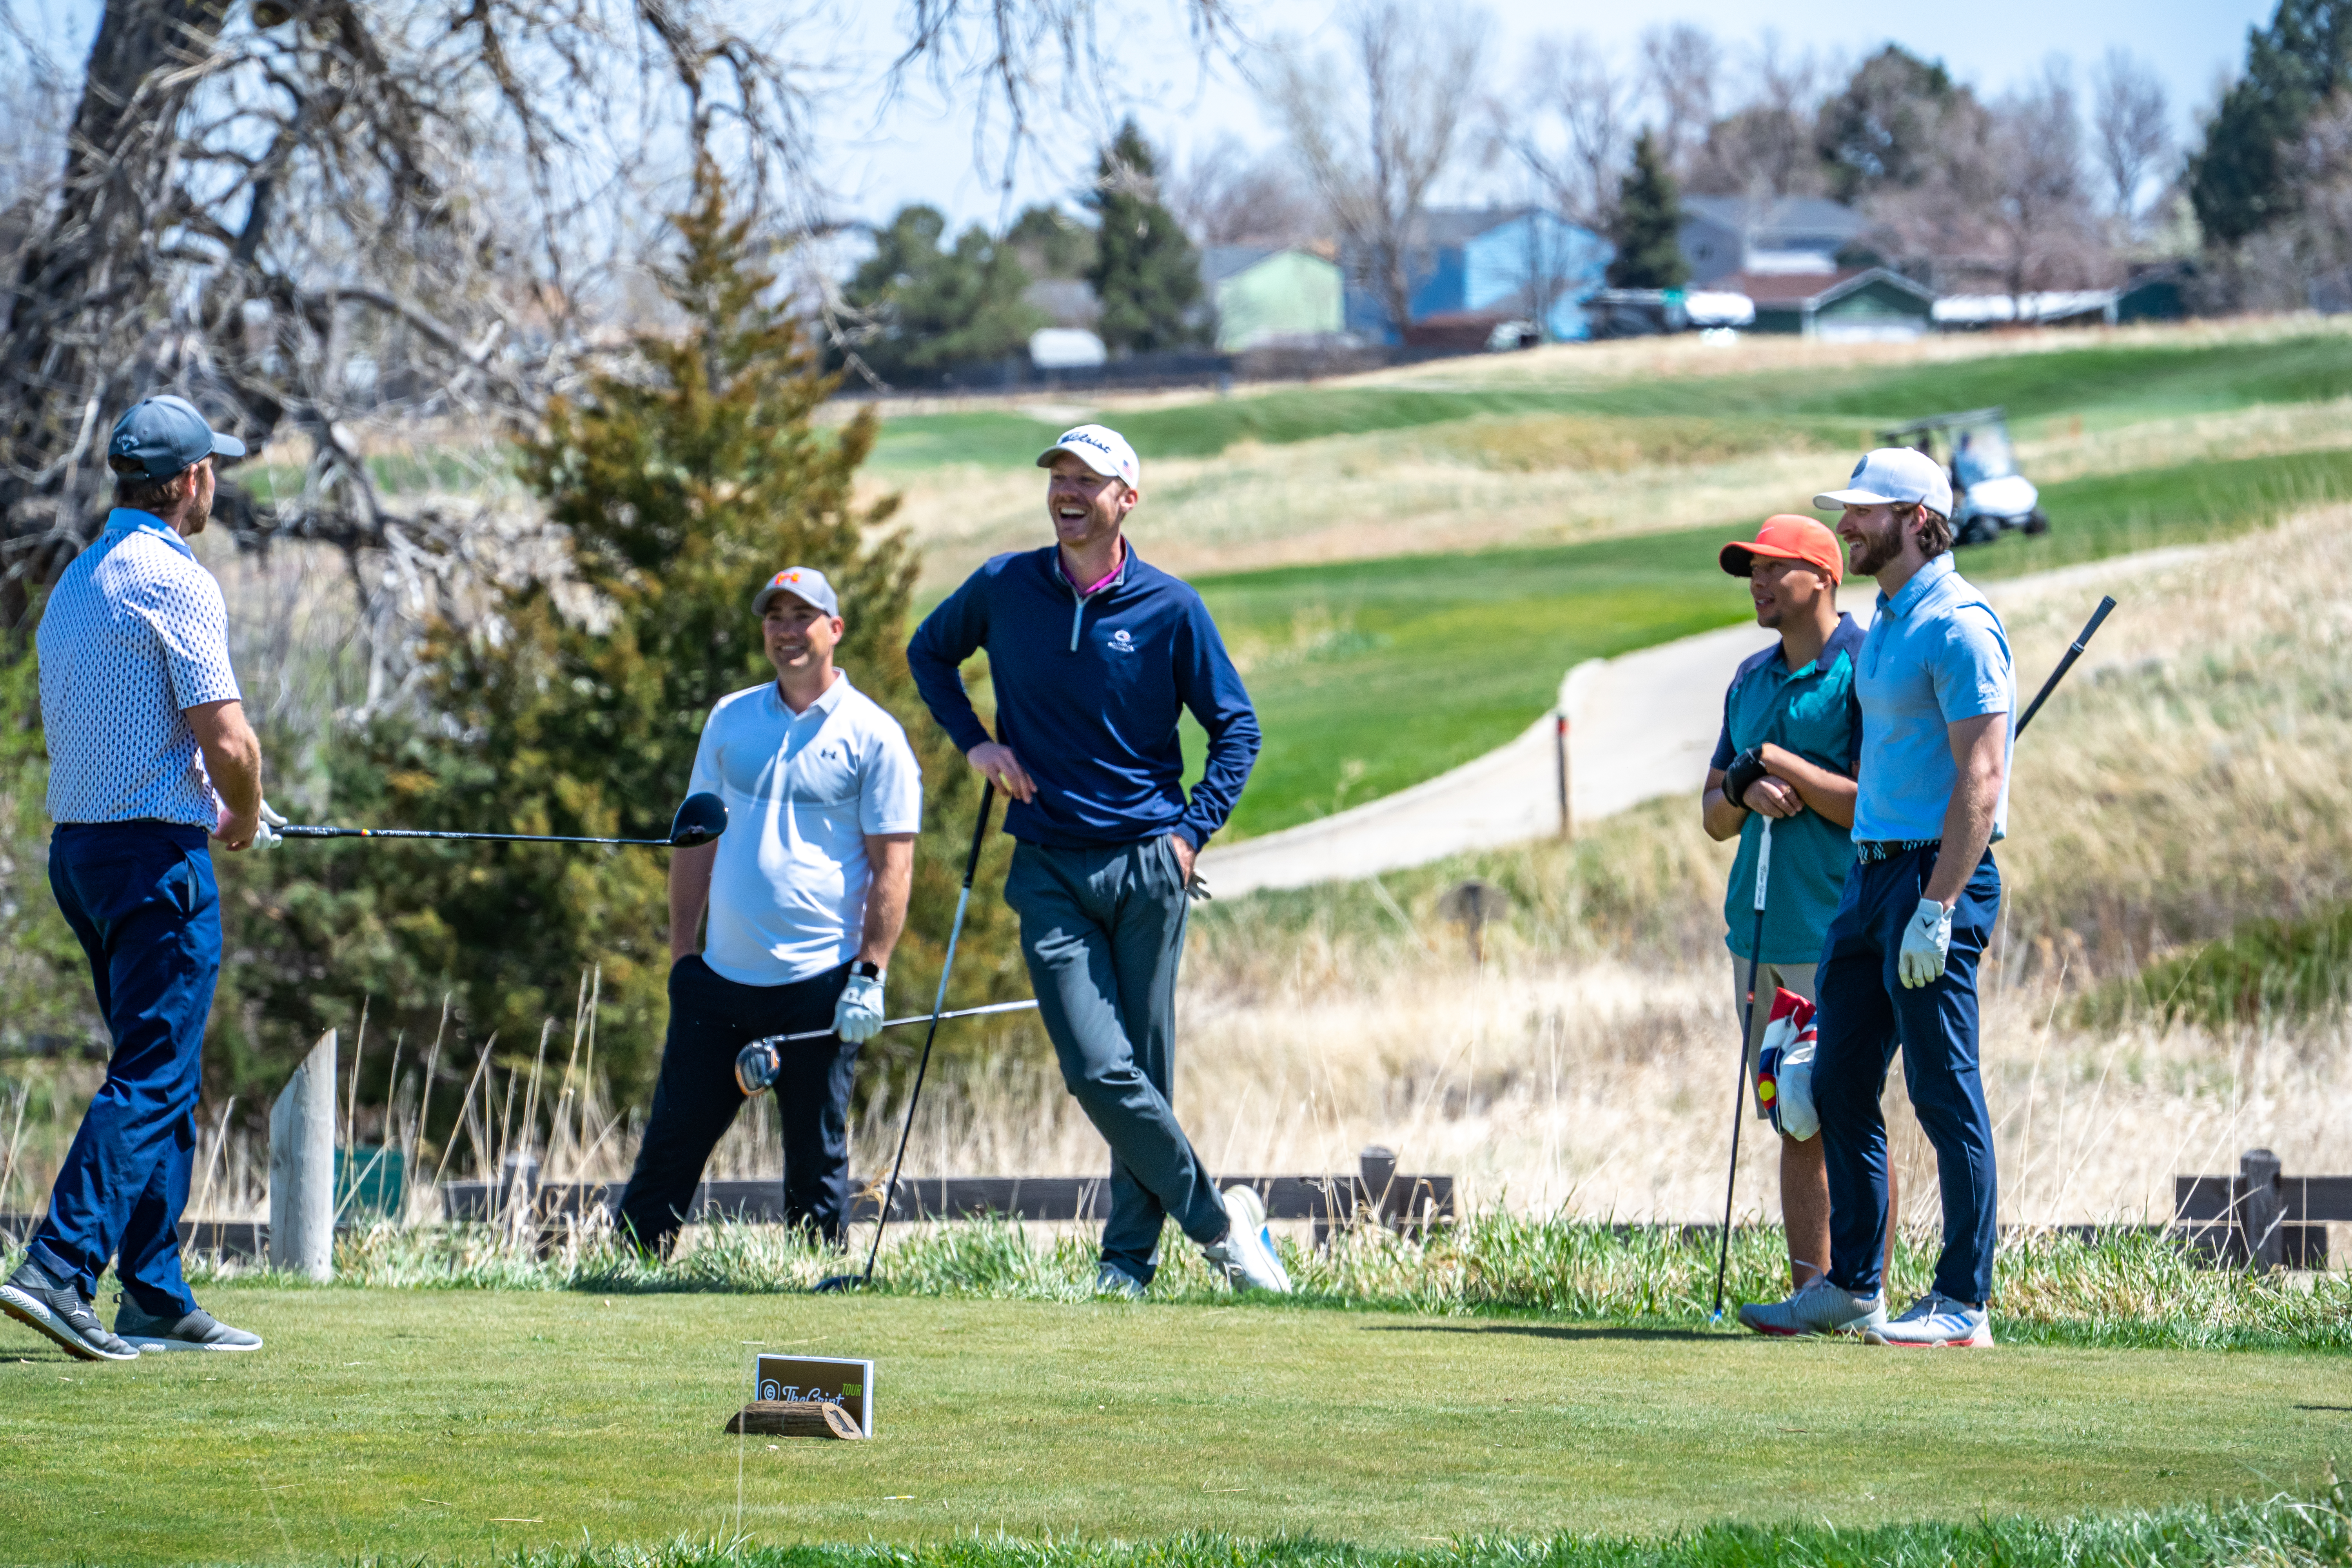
[1736,1275,1886,1338]
[1865,1292,1994,1347]
[1199,1185,1292,1294]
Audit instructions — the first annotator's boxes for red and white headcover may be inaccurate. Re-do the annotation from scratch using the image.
[1753,986,1819,1142]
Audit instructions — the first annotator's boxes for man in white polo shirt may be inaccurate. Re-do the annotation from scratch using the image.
[3,396,271,1362]
[615,566,922,1255]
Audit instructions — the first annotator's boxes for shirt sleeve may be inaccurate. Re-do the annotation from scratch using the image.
[686,704,724,800]
[1709,683,1735,772]
[859,721,924,836]
[1171,596,1261,851]
[1929,606,2014,723]
[905,574,995,754]
[152,568,240,711]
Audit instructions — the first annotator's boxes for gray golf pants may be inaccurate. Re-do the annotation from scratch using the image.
[1004,838,1228,1281]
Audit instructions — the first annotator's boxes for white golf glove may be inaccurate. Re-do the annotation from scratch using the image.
[832,972,886,1043]
[255,799,287,849]
[1898,898,1954,989]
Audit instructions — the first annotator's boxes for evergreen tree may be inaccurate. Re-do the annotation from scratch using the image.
[1006,204,1096,279]
[217,162,1026,1107]
[1606,131,1691,290]
[840,206,1044,384]
[2190,0,2352,245]
[1085,120,1205,353]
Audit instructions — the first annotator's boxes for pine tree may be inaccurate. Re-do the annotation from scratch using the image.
[1085,120,1205,353]
[217,160,1025,1106]
[1606,131,1691,290]
[840,205,1043,384]
[2189,0,2352,245]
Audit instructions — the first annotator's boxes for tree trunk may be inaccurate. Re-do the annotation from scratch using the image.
[0,0,234,632]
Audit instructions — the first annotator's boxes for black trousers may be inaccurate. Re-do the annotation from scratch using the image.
[616,955,857,1255]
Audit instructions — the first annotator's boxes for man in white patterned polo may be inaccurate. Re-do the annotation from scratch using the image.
[0,396,273,1361]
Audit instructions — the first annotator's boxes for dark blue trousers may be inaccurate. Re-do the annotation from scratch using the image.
[1814,844,2001,1306]
[33,822,220,1317]
[616,956,857,1256]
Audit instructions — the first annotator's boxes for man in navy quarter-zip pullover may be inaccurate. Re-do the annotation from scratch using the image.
[907,423,1290,1298]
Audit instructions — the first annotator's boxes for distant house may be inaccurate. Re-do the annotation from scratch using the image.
[1679,195,1874,285]
[1203,247,1345,351]
[1342,207,1613,346]
[1022,277,1100,329]
[1933,290,2120,330]
[1726,267,1936,341]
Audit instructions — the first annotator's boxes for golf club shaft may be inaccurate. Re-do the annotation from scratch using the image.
[278,826,672,847]
[858,781,996,1285]
[2014,596,2116,738]
[1713,818,1772,1317]
[755,1000,1038,1049]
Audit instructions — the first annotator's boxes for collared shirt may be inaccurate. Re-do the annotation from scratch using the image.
[37,509,242,828]
[1710,614,1865,964]
[688,670,923,987]
[1852,553,2014,843]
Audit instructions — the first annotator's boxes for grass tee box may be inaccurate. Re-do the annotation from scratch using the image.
[2,1287,2348,1566]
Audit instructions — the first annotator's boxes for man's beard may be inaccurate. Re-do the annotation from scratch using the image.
[182,493,211,535]
[1844,515,1902,576]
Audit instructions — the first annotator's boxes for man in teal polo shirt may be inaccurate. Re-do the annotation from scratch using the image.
[1702,514,1867,1294]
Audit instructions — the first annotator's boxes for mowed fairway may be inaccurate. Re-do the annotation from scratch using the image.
[3,1288,2348,1565]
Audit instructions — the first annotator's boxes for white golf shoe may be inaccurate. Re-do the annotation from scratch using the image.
[1200,1185,1292,1294]
[1865,1292,1994,1347]
[1736,1275,1885,1338]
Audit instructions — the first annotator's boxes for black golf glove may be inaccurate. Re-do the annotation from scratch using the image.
[1722,747,1769,808]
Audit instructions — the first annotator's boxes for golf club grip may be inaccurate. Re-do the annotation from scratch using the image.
[2014,596,2116,739]
[961,782,995,886]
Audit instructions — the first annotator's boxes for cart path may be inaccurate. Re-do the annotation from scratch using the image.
[1196,544,2210,899]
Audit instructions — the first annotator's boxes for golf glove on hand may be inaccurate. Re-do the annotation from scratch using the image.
[254,800,286,849]
[735,1040,780,1097]
[833,973,885,1044]
[1899,898,1954,989]
[1722,748,1769,807]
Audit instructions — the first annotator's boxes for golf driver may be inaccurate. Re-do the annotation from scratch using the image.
[814,781,998,1294]
[1712,816,1772,1319]
[733,1001,1039,1096]
[278,791,728,849]
[2015,596,2117,737]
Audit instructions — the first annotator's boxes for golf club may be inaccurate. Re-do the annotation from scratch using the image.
[1712,816,1771,1319]
[814,780,998,1294]
[734,1001,1039,1095]
[2015,595,2117,738]
[277,791,728,849]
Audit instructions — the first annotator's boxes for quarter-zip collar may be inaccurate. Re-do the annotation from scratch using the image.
[1058,539,1132,652]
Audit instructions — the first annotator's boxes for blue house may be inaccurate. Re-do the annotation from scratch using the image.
[1343,207,1613,346]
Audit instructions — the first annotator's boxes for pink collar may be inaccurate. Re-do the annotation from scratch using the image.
[1060,544,1124,596]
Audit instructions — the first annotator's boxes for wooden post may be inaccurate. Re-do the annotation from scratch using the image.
[1359,1145,1397,1228]
[269,1031,337,1280]
[2240,1148,2284,1271]
[1554,711,1572,839]
[725,1401,865,1439]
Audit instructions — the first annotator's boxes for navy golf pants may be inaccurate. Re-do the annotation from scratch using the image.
[33,821,220,1318]
[617,956,857,1255]
[1814,844,2001,1306]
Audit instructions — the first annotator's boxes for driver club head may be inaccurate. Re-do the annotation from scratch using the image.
[811,1273,865,1294]
[668,791,728,848]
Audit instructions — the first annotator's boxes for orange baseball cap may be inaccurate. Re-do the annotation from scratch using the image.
[1719,514,1844,585]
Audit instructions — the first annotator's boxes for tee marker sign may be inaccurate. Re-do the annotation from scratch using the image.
[755,1353,874,1437]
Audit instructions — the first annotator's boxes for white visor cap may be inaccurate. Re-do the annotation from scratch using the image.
[1814,446,1954,518]
[1036,423,1140,488]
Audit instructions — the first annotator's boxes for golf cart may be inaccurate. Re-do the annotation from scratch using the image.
[1877,407,2049,547]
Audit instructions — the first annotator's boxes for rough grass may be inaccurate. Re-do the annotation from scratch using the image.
[2084,902,2352,1030]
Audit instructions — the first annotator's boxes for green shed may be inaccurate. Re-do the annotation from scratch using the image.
[1728,267,1937,341]
[1205,246,1345,351]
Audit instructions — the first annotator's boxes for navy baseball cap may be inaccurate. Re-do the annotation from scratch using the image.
[106,395,246,482]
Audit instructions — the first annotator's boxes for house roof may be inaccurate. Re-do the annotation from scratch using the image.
[1202,245,1281,285]
[1681,194,1871,243]
[1719,267,1934,310]
[1416,206,1555,246]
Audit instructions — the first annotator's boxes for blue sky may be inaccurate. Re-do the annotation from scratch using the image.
[826,0,2273,230]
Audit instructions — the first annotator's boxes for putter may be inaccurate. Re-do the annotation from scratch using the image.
[813,781,998,1294]
[278,791,728,849]
[1712,816,1771,1320]
[2015,596,2116,738]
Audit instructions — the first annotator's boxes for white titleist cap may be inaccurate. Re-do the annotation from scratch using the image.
[1036,423,1140,487]
[751,566,840,618]
[1815,447,1954,518]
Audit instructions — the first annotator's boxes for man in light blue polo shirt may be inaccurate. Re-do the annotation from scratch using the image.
[1739,448,2013,1348]
[3,396,273,1362]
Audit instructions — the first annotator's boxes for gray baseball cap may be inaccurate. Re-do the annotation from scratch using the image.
[752,566,840,618]
[107,395,246,481]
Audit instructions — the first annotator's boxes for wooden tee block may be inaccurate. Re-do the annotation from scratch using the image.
[725,1400,866,1439]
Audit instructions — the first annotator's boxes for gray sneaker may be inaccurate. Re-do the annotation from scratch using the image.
[1093,1263,1147,1299]
[1736,1275,1886,1338]
[114,1301,263,1352]
[0,1259,137,1361]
